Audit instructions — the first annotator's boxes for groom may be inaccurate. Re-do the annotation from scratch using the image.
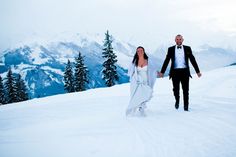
[159,34,201,111]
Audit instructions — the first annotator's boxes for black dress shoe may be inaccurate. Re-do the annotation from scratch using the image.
[184,108,189,111]
[175,101,179,109]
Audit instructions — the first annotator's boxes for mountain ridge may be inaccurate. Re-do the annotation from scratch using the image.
[1,33,236,98]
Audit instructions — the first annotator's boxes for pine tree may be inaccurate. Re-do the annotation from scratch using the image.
[4,68,18,104]
[64,59,75,93]
[0,75,5,105]
[15,74,29,102]
[74,52,89,92]
[102,30,119,87]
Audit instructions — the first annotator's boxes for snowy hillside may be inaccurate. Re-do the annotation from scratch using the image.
[0,65,236,157]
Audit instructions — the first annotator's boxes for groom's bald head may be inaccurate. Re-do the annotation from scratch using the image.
[175,34,184,46]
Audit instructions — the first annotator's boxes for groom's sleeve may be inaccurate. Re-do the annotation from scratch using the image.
[188,47,200,73]
[160,49,171,74]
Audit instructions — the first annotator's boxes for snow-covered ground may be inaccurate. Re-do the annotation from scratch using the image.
[0,65,236,157]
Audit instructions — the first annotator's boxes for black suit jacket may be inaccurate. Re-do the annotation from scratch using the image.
[160,45,200,78]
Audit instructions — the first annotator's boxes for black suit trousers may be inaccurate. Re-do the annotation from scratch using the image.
[171,68,189,110]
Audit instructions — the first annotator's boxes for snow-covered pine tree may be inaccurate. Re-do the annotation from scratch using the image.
[64,59,75,93]
[0,75,5,105]
[15,74,29,102]
[102,30,119,87]
[74,52,89,92]
[4,68,18,104]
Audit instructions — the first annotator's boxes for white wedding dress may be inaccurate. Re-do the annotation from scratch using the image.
[126,65,153,116]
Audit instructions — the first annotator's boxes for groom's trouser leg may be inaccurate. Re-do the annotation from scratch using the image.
[181,71,189,110]
[172,71,180,105]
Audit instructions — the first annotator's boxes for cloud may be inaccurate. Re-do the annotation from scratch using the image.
[0,0,236,52]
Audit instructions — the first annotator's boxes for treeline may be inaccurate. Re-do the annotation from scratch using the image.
[0,68,29,105]
[0,30,118,105]
[64,30,119,93]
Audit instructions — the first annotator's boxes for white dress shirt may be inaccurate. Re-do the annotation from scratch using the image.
[174,45,187,69]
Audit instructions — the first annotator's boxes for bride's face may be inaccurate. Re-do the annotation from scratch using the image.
[137,48,144,58]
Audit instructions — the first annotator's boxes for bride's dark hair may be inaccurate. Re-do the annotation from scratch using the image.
[132,46,148,66]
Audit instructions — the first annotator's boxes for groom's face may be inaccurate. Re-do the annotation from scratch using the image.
[175,36,184,46]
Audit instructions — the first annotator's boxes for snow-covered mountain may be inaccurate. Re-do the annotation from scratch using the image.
[1,32,236,99]
[0,33,137,98]
[0,65,236,157]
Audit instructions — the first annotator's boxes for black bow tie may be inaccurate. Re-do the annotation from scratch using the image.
[177,46,182,49]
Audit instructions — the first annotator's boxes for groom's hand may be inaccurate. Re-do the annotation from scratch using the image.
[197,72,202,78]
[158,72,164,78]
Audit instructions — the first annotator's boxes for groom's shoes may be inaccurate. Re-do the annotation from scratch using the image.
[175,101,179,109]
[184,103,189,111]
[184,107,189,111]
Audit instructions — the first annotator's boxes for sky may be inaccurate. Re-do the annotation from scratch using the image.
[0,0,236,52]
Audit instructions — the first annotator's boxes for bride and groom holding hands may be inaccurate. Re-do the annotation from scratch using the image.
[126,34,202,116]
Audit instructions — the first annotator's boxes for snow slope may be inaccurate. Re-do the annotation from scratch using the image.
[0,65,236,157]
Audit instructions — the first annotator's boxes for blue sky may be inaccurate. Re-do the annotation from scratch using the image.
[0,0,236,52]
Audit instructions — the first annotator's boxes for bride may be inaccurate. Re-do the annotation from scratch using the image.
[126,46,157,116]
